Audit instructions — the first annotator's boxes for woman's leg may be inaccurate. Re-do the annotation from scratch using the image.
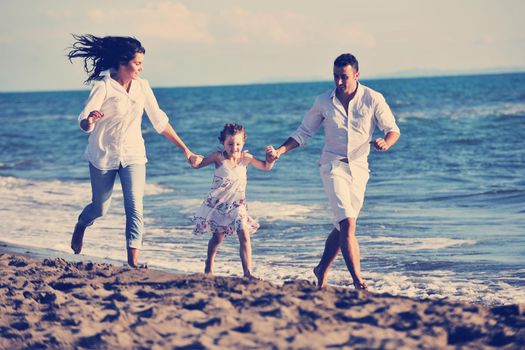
[205,232,225,274]
[72,163,117,254]
[118,163,146,267]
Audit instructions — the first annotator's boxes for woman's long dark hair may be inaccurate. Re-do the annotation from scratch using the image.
[67,34,145,84]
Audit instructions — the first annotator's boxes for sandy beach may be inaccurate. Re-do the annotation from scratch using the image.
[0,243,524,349]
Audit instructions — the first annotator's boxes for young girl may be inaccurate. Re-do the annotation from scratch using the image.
[192,123,276,279]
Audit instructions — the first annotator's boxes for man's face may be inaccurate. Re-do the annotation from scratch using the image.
[333,64,359,94]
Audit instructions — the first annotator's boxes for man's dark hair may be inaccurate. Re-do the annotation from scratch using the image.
[334,53,359,72]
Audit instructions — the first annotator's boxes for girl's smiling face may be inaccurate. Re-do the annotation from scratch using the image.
[223,133,245,158]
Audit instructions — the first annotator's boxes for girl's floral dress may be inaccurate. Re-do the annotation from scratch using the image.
[192,153,259,236]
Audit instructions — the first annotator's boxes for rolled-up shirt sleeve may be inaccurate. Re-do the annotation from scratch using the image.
[141,79,169,133]
[290,97,323,146]
[374,94,400,135]
[78,81,106,133]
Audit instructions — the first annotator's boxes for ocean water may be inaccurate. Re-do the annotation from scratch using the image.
[1,73,524,306]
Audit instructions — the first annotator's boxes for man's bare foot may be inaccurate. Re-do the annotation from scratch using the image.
[71,223,86,254]
[313,265,327,289]
[243,273,261,281]
[127,247,139,268]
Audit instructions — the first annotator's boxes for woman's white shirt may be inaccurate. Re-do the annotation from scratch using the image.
[78,75,169,170]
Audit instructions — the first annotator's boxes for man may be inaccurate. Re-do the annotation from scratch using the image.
[267,53,400,289]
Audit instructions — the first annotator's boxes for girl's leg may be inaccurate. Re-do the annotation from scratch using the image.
[205,232,225,274]
[118,163,146,267]
[237,228,257,279]
[314,228,341,288]
[72,163,117,254]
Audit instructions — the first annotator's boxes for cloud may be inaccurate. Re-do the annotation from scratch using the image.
[336,25,377,49]
[213,7,376,49]
[219,7,298,45]
[86,2,213,44]
[480,35,494,45]
[45,9,75,20]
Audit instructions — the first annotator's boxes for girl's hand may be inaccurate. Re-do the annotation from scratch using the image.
[265,145,279,162]
[371,138,390,151]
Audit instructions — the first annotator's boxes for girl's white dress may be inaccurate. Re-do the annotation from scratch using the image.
[193,153,259,236]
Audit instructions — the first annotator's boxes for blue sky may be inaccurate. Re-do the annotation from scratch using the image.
[1,0,524,91]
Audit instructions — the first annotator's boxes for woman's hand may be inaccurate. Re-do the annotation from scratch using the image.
[81,110,104,131]
[88,110,104,123]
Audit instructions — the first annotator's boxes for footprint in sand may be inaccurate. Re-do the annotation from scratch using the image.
[49,281,86,292]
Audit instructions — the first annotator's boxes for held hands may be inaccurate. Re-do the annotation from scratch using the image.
[187,152,204,168]
[265,145,279,163]
[370,138,390,151]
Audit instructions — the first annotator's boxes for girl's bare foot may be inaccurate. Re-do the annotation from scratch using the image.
[204,258,213,274]
[313,265,328,289]
[353,280,368,290]
[71,223,86,254]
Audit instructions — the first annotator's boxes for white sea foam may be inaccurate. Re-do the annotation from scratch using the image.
[1,176,523,306]
[0,176,172,262]
[176,198,328,223]
[135,254,525,306]
[361,270,525,305]
[364,236,476,251]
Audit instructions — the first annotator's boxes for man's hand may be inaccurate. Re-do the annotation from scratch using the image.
[371,138,390,151]
[265,145,279,163]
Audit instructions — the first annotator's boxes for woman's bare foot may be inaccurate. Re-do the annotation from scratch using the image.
[127,247,139,268]
[71,223,86,254]
[313,265,328,289]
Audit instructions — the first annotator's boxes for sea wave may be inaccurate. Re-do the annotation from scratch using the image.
[363,236,476,251]
[397,101,525,122]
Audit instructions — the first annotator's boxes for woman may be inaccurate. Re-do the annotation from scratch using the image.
[67,34,199,267]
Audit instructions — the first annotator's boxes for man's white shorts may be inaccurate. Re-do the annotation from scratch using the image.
[320,160,370,228]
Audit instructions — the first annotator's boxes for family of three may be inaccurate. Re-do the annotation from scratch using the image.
[67,34,400,290]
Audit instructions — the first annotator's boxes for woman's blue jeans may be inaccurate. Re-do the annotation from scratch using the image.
[78,163,146,249]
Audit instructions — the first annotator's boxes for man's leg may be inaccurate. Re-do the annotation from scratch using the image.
[72,164,117,254]
[339,217,366,289]
[314,228,340,288]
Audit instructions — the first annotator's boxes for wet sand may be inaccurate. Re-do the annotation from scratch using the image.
[0,243,524,349]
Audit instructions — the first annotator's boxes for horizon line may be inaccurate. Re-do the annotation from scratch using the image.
[1,69,524,94]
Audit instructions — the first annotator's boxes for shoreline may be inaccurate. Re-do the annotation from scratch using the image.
[1,242,524,349]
